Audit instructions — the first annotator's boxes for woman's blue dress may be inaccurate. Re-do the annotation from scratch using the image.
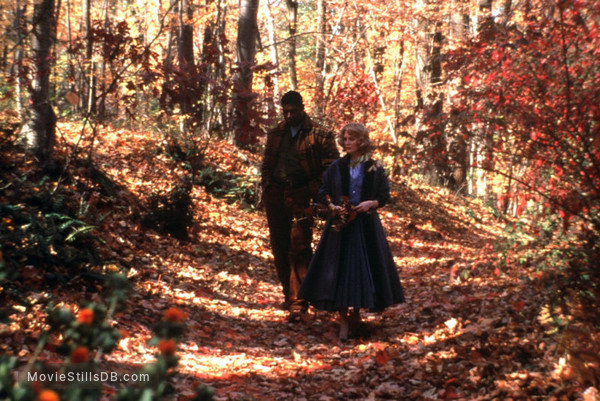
[298,155,405,312]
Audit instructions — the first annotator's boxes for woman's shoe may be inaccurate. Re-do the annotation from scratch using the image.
[338,310,349,342]
[348,309,364,338]
[339,319,349,342]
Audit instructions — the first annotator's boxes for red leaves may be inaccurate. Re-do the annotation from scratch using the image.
[329,64,379,124]
[442,383,462,400]
[37,390,60,401]
[77,308,94,325]
[158,339,177,355]
[375,348,390,366]
[512,300,526,312]
[163,307,188,324]
[516,196,528,216]
[70,346,90,363]
[5,121,585,399]
[559,209,572,232]
[444,1,600,257]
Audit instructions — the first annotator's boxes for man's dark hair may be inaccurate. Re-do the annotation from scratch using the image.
[281,91,303,107]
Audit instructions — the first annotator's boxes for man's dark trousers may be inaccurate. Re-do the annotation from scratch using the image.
[263,181,313,313]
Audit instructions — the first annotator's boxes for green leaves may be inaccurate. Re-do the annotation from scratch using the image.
[0,191,100,284]
[45,213,96,243]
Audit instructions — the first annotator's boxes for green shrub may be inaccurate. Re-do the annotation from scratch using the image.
[196,166,259,209]
[1,274,214,401]
[0,192,99,285]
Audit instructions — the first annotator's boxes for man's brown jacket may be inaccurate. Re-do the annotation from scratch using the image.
[261,114,340,198]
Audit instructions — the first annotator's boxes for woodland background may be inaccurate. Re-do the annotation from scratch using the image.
[0,0,599,400]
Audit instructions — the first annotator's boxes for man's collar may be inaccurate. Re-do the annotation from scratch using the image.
[290,124,302,137]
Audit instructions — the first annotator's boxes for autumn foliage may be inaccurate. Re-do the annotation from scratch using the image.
[447,1,600,226]
[37,390,60,401]
[77,308,94,326]
[1,0,600,398]
[442,0,600,382]
[163,307,189,324]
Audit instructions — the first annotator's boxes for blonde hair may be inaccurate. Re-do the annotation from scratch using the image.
[338,123,373,155]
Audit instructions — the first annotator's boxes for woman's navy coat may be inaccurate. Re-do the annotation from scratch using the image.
[298,155,405,311]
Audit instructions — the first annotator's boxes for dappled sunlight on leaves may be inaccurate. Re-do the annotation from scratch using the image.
[0,122,590,399]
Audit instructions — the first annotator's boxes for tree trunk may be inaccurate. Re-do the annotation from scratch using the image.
[362,32,396,143]
[449,0,470,42]
[479,0,494,26]
[393,41,405,134]
[178,0,194,66]
[21,0,57,167]
[15,0,25,120]
[390,40,405,177]
[430,26,447,185]
[235,0,258,95]
[82,0,96,114]
[500,0,513,25]
[415,1,448,186]
[286,0,298,90]
[448,0,470,193]
[414,6,429,110]
[215,0,228,133]
[264,0,280,113]
[232,0,259,146]
[53,0,61,97]
[178,0,195,133]
[66,0,75,94]
[98,0,109,122]
[314,0,326,117]
[203,0,228,137]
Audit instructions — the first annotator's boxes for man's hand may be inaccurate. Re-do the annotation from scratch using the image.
[327,202,344,217]
[256,186,266,210]
[331,205,344,217]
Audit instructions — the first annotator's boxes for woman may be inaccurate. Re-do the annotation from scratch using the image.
[298,123,405,341]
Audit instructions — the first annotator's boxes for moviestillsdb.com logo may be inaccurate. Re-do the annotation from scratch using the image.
[23,370,150,386]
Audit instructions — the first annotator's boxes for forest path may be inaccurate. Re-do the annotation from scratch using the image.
[55,123,564,399]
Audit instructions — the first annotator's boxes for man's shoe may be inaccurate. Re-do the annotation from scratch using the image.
[279,300,292,310]
[287,311,303,323]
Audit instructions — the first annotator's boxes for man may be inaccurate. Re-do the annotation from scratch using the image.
[261,91,339,322]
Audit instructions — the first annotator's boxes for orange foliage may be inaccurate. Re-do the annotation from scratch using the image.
[158,339,177,355]
[70,346,90,363]
[163,307,188,323]
[77,308,94,325]
[37,390,60,401]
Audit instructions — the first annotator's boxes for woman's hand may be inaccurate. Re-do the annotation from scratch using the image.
[353,200,378,213]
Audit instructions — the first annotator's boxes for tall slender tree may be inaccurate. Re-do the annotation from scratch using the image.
[285,0,298,90]
[264,0,280,106]
[203,0,229,135]
[21,0,57,167]
[232,0,259,146]
[178,0,195,133]
[178,0,194,67]
[82,0,96,114]
[447,0,471,193]
[314,0,327,117]
[98,0,109,122]
[392,40,405,136]
[14,0,25,120]
[414,0,447,185]
[499,0,513,25]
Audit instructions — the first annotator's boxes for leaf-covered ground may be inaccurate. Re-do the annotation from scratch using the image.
[1,123,588,400]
